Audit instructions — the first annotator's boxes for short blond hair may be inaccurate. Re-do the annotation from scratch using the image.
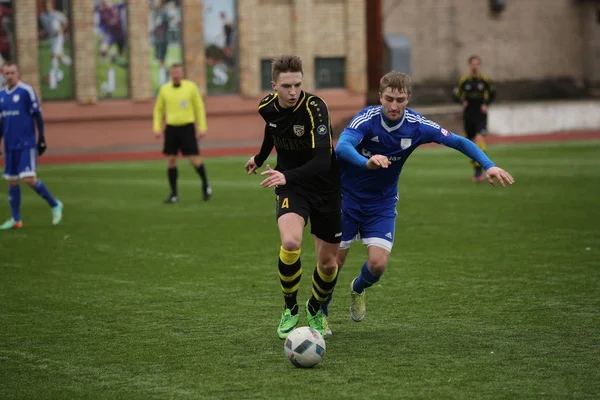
[379,71,411,96]
[271,55,303,82]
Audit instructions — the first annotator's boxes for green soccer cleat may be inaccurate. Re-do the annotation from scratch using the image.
[349,279,366,322]
[0,218,23,230]
[277,308,300,339]
[51,200,63,225]
[305,300,326,336]
[323,315,333,337]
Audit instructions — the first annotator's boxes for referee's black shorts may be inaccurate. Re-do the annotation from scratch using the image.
[163,123,199,156]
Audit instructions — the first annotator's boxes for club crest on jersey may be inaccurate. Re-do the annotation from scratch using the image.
[477,82,485,91]
[317,125,328,135]
[293,125,305,137]
[400,138,412,149]
[12,94,19,103]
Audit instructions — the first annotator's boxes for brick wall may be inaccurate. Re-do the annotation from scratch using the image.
[14,0,40,97]
[72,0,96,104]
[383,0,594,84]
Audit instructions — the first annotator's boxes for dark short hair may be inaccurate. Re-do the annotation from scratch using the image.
[271,55,303,82]
[170,63,183,70]
[468,55,481,63]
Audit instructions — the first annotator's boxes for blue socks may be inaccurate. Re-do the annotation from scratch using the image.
[8,185,21,221]
[32,180,58,208]
[352,261,382,294]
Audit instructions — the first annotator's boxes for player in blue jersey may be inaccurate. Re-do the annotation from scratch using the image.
[322,71,513,328]
[0,62,63,230]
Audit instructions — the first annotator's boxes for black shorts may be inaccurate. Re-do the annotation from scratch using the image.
[163,124,199,156]
[464,114,487,139]
[275,188,342,244]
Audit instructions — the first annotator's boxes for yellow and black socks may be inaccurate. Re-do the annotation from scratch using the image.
[278,247,302,314]
[308,265,339,315]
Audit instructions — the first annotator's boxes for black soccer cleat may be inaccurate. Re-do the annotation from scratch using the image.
[203,185,212,201]
[163,195,179,204]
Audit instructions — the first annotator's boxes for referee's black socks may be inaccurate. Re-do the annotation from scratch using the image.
[195,164,208,186]
[168,167,178,196]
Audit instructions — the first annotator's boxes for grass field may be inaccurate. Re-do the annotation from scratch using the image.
[1,141,599,399]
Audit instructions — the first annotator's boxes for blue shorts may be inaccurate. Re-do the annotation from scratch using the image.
[340,207,396,252]
[3,148,37,180]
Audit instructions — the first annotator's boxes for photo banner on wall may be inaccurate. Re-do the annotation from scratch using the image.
[0,0,15,88]
[37,0,74,100]
[149,0,183,94]
[94,0,129,99]
[203,0,237,95]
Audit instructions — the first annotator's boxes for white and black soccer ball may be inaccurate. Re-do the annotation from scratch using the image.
[284,327,326,368]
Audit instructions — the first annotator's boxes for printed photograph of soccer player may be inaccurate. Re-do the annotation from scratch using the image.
[245,55,341,339]
[37,0,73,100]
[325,71,513,331]
[0,0,15,89]
[94,0,129,99]
[203,0,236,95]
[149,0,182,95]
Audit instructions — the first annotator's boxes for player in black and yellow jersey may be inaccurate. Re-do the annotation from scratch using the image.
[244,55,341,339]
[153,64,211,203]
[454,55,496,182]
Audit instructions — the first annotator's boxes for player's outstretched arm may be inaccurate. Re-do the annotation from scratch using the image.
[420,121,514,188]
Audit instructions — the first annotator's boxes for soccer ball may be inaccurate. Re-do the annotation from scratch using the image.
[284,327,326,368]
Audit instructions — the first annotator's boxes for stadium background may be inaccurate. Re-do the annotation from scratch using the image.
[6,0,600,155]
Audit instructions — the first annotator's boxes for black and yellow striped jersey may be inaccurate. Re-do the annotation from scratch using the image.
[254,91,340,195]
[454,74,496,114]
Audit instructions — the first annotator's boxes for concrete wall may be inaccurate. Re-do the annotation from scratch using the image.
[489,100,600,135]
[383,0,600,86]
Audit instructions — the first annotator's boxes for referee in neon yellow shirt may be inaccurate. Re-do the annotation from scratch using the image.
[153,64,211,203]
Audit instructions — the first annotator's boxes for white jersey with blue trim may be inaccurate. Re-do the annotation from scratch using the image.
[0,82,41,151]
[338,106,454,210]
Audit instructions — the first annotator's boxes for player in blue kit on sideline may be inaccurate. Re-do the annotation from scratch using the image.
[321,71,513,331]
[0,62,62,230]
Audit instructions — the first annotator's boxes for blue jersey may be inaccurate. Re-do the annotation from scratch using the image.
[0,82,41,151]
[337,106,494,213]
